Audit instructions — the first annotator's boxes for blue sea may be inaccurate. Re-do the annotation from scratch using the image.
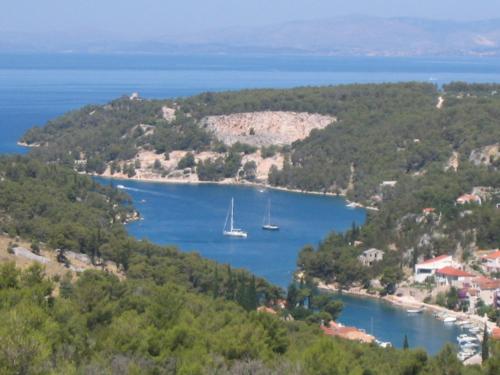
[1,53,494,353]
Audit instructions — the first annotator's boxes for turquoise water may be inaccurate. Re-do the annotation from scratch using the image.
[0,53,486,353]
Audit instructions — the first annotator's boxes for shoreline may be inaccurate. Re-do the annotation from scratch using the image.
[92,172,372,207]
[19,141,375,209]
[318,282,494,331]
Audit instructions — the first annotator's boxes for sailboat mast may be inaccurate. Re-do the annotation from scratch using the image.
[230,198,234,231]
[268,199,271,224]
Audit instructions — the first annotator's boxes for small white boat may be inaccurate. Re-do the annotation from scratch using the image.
[468,327,481,334]
[457,335,478,344]
[407,307,425,314]
[457,351,475,361]
[346,202,357,208]
[460,342,479,349]
[262,199,279,231]
[223,198,248,238]
[443,316,457,323]
[455,320,470,327]
[117,184,125,189]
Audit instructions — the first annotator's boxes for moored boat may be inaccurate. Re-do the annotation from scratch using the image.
[407,307,425,314]
[443,316,457,323]
[223,198,248,238]
[262,198,279,231]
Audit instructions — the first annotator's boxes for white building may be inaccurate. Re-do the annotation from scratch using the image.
[414,255,454,283]
[358,248,384,267]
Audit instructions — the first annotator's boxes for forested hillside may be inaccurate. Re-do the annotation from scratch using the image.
[0,155,499,374]
[20,83,500,269]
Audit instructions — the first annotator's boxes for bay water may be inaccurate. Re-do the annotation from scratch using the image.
[0,53,492,353]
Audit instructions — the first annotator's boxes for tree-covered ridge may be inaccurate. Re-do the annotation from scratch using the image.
[0,156,132,260]
[21,83,437,179]
[2,262,499,374]
[21,83,499,199]
[0,156,280,301]
[269,84,500,200]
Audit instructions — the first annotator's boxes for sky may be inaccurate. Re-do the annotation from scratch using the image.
[2,0,500,39]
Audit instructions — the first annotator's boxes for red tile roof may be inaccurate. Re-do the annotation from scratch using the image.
[436,267,473,277]
[456,194,481,204]
[257,306,277,315]
[421,255,451,265]
[492,327,500,340]
[473,276,500,290]
[483,250,500,260]
[320,322,374,343]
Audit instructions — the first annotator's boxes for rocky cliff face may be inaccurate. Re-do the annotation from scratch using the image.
[200,111,336,147]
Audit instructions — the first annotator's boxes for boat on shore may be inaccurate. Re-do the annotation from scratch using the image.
[223,198,248,238]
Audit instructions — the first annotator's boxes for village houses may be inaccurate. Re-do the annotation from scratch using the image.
[414,255,455,283]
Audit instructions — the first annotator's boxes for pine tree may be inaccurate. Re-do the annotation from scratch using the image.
[225,265,235,300]
[247,276,258,311]
[212,266,219,299]
[482,323,489,362]
[403,334,409,350]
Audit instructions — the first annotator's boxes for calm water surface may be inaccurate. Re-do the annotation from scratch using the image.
[0,53,485,353]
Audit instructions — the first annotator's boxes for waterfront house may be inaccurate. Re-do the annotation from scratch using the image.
[358,248,384,266]
[456,194,482,205]
[471,276,500,307]
[435,267,474,287]
[321,321,375,344]
[481,250,500,273]
[414,255,454,283]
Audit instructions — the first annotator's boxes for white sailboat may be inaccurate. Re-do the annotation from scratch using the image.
[223,198,247,238]
[262,199,279,231]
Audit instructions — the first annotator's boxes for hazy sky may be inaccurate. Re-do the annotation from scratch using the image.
[3,0,500,38]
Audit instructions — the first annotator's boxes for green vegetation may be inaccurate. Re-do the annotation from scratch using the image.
[3,261,500,374]
[11,83,500,371]
[2,155,499,373]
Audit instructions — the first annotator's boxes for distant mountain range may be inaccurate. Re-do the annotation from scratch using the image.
[3,16,500,57]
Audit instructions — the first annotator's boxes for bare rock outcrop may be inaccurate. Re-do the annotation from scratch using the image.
[200,111,336,146]
[162,106,177,122]
[469,144,499,167]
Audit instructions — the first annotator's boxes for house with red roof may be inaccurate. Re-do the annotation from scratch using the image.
[492,327,500,340]
[456,194,482,205]
[321,321,375,344]
[257,306,277,315]
[414,255,455,283]
[435,267,474,287]
[481,250,500,274]
[471,276,500,307]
